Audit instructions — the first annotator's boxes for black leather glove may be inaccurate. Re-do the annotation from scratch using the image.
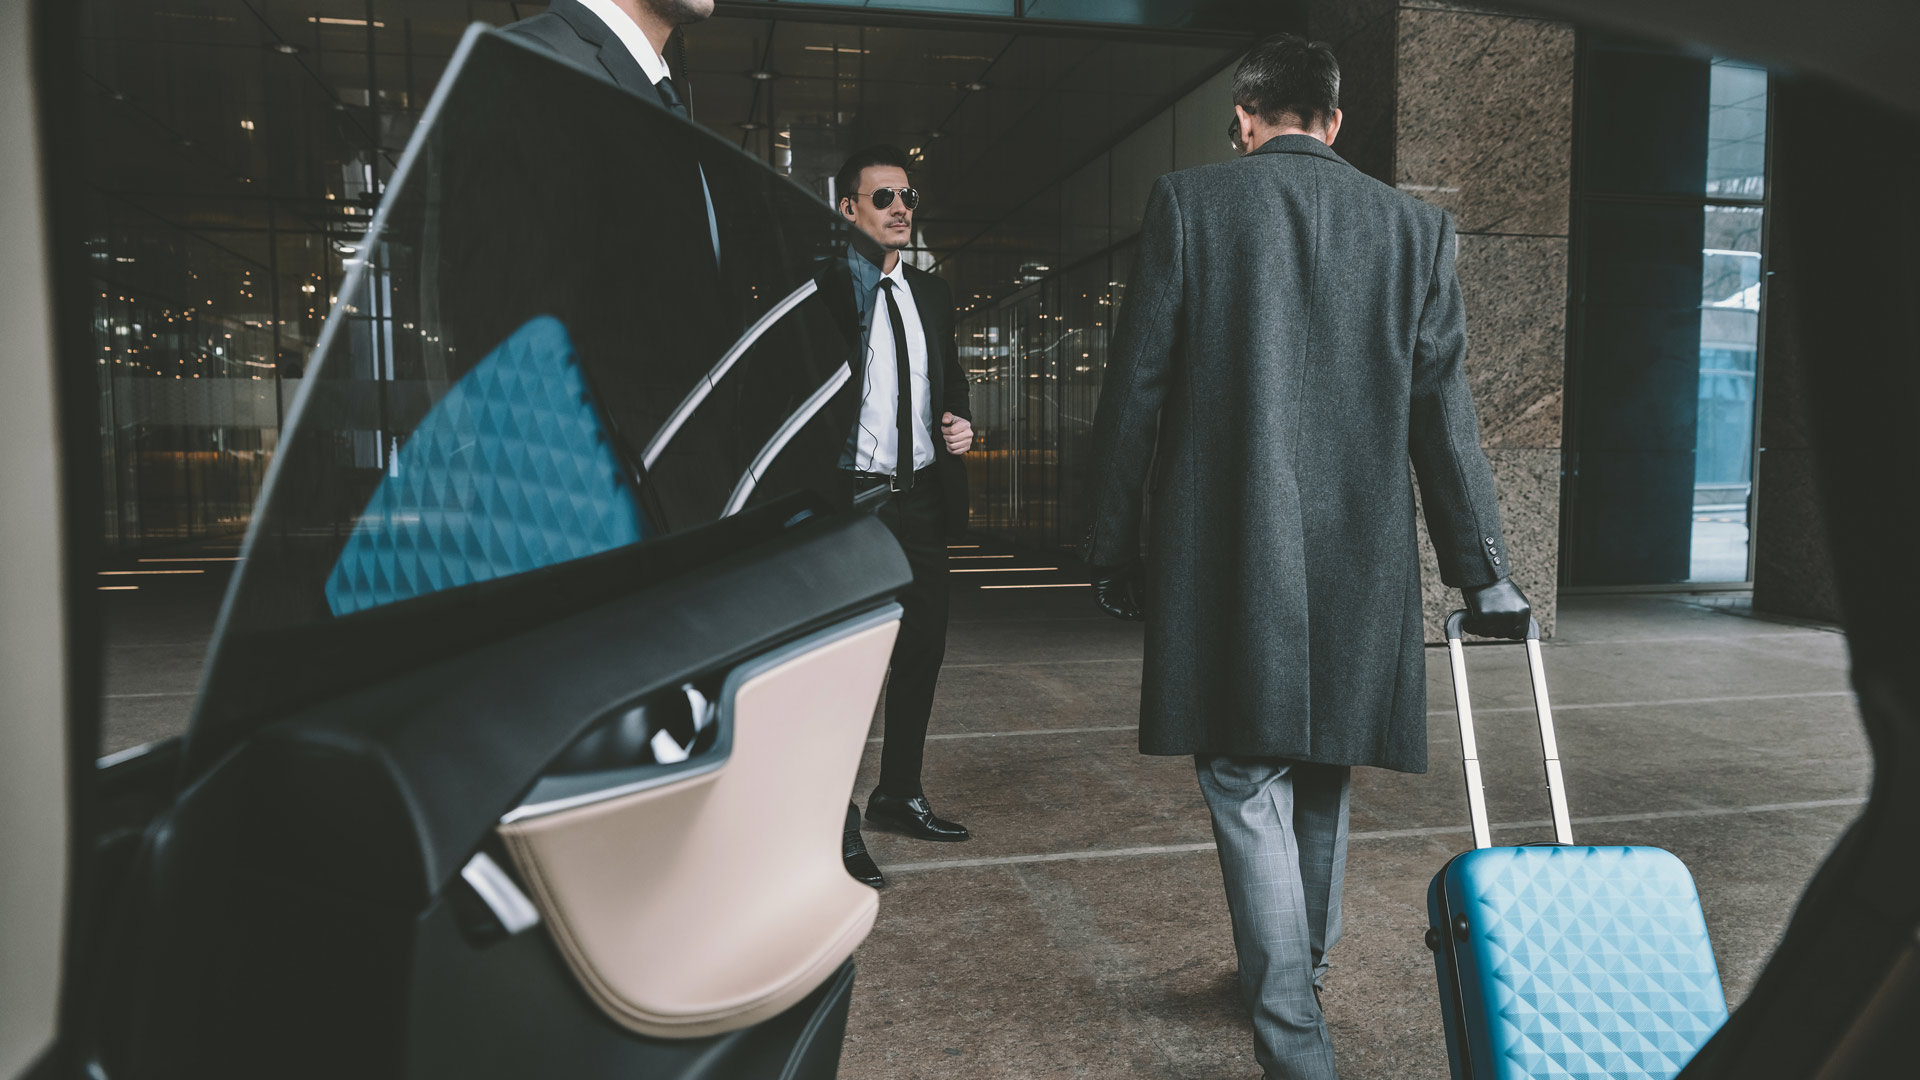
[1090,563,1147,622]
[1461,578,1531,639]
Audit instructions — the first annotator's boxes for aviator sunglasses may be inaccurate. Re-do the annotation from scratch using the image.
[849,186,920,211]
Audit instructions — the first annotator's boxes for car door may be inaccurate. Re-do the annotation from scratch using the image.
[64,24,901,1080]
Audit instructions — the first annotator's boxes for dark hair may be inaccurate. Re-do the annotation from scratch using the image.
[834,144,911,209]
[1232,33,1340,131]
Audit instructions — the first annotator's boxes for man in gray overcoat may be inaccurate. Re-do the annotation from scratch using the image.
[1083,34,1532,1080]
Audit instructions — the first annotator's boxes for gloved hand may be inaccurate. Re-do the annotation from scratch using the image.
[1090,562,1147,622]
[1461,578,1531,639]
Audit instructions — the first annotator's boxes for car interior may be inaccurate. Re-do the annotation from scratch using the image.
[3,2,1914,1079]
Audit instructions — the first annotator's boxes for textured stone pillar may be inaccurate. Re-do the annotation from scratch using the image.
[1312,1,1572,639]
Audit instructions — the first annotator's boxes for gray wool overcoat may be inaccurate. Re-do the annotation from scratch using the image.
[1084,134,1511,774]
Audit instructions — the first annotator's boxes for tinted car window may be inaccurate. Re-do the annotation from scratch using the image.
[187,27,860,767]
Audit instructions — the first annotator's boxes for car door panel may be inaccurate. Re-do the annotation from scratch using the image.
[500,610,897,1040]
[95,512,905,1080]
[404,908,857,1080]
[74,23,904,1080]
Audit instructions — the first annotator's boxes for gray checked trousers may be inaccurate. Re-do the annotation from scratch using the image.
[1195,755,1353,1080]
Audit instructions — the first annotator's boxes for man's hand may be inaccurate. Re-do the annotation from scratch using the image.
[941,412,973,454]
[1461,578,1531,639]
[1091,562,1147,622]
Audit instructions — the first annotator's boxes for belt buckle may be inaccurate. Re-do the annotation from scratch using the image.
[888,472,904,493]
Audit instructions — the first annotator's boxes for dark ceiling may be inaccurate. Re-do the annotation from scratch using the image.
[679,16,1244,261]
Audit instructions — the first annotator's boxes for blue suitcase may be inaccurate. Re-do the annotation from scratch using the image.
[1426,612,1731,1080]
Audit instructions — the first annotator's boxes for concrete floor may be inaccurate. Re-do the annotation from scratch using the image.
[93,543,1871,1080]
[842,553,1868,1080]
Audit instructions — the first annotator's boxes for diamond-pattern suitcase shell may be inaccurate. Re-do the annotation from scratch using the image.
[1429,845,1730,1080]
[324,315,647,616]
[1428,613,1729,1079]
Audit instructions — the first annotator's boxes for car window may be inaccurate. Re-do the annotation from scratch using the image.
[186,27,858,766]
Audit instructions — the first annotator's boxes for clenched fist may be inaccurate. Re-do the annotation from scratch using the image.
[942,412,973,454]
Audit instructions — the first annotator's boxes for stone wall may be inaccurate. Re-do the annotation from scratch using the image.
[1311,1,1573,639]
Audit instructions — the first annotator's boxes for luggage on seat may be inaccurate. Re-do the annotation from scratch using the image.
[1426,612,1730,1080]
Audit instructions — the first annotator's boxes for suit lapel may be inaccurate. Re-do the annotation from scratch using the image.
[548,0,662,100]
[904,267,946,427]
[596,39,656,97]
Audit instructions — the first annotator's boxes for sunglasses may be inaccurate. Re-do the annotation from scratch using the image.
[849,186,920,211]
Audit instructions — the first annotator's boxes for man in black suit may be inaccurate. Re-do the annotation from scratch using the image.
[817,146,975,889]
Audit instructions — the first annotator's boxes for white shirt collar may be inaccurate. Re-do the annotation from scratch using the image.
[879,259,909,289]
[573,0,672,85]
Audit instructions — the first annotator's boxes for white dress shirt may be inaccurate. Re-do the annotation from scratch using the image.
[848,262,937,475]
[574,0,671,84]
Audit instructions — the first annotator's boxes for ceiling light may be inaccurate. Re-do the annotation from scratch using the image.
[308,16,385,27]
[738,121,764,131]
[239,119,255,131]
[749,70,775,81]
[927,130,946,139]
[269,42,301,55]
[804,45,870,54]
[961,81,989,92]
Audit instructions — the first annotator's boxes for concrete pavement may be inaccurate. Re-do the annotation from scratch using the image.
[843,553,1867,1079]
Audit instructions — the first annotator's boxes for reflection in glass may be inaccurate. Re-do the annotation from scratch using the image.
[323,316,649,615]
[1691,206,1763,581]
[1706,60,1768,200]
[189,27,860,764]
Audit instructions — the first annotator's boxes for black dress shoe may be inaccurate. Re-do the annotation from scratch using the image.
[865,791,970,842]
[843,829,885,889]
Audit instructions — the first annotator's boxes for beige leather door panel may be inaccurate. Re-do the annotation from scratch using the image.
[499,609,898,1039]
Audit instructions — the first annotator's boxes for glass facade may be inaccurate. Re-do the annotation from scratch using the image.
[79,1,522,550]
[1566,38,1769,585]
[953,64,1236,548]
[79,1,1253,555]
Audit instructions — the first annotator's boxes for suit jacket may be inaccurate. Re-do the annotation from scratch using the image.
[815,250,972,535]
[1085,134,1510,773]
[503,0,665,97]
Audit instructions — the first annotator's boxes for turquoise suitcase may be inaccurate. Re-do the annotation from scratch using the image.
[1426,612,1730,1080]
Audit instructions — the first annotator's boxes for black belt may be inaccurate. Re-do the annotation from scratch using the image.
[848,464,936,493]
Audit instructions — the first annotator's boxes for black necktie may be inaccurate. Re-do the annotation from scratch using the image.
[656,76,688,117]
[879,278,915,492]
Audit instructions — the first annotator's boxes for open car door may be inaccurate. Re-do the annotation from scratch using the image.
[72,25,902,1080]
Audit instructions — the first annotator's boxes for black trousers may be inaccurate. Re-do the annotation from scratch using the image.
[847,477,951,826]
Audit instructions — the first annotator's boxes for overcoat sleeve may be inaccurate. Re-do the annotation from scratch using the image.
[1408,214,1508,588]
[1084,176,1184,567]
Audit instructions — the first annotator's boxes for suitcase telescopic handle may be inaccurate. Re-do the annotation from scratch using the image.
[1444,611,1574,849]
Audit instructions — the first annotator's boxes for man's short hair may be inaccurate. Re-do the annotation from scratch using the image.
[834,144,912,208]
[1232,33,1340,131]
